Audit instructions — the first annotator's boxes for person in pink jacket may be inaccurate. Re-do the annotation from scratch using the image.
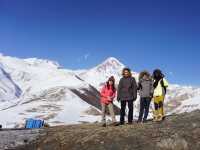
[100,76,117,127]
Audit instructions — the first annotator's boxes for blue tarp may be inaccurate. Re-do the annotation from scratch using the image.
[25,119,44,129]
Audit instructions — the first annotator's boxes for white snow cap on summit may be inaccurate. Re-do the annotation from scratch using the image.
[77,57,126,89]
[98,57,125,68]
[96,57,125,69]
[102,57,124,65]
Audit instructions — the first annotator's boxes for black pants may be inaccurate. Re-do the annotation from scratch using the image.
[154,101,163,110]
[138,97,151,121]
[120,100,134,124]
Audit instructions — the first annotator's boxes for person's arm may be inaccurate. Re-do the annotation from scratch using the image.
[164,78,169,94]
[110,90,116,101]
[132,78,138,100]
[137,80,142,90]
[150,80,154,98]
[161,78,169,94]
[117,79,122,101]
[100,86,107,98]
[163,78,169,87]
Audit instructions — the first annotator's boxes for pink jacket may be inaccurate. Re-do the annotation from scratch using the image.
[100,85,116,104]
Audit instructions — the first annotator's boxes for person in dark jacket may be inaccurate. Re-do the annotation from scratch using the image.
[117,68,137,125]
[137,71,154,123]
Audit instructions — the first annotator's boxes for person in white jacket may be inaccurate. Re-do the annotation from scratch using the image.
[152,69,169,121]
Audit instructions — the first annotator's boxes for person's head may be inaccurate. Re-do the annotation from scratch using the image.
[122,68,132,78]
[106,76,116,91]
[139,70,151,80]
[153,69,164,80]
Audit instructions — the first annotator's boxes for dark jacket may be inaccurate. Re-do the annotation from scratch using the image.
[117,77,137,101]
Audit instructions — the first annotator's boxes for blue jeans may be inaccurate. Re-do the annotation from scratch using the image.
[138,97,151,121]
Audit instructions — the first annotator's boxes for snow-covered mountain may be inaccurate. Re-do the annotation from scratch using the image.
[78,57,138,89]
[0,53,200,127]
[78,57,125,89]
[78,56,200,116]
[0,54,104,127]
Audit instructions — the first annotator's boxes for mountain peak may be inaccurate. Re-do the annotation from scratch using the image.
[103,57,122,63]
[100,57,125,69]
[104,57,120,62]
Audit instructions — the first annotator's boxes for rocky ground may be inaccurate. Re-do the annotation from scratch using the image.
[1,110,200,150]
[0,129,45,150]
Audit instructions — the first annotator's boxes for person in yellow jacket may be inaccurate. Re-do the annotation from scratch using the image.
[152,69,169,121]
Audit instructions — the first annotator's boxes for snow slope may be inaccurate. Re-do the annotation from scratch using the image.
[0,55,87,93]
[0,87,101,128]
[0,63,22,110]
[0,54,101,127]
[172,95,200,114]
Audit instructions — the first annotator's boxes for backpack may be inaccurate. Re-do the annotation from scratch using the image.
[25,119,44,129]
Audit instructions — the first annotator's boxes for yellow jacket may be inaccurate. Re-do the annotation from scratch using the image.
[153,78,169,97]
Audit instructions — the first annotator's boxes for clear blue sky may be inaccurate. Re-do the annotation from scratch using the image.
[0,0,200,86]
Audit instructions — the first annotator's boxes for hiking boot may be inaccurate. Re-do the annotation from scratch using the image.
[162,116,166,120]
[142,120,148,123]
[157,114,163,122]
[110,122,119,126]
[153,110,159,122]
[118,122,125,126]
[102,123,106,127]
[153,116,158,122]
[127,122,133,125]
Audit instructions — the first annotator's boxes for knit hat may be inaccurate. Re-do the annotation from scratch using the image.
[108,76,115,82]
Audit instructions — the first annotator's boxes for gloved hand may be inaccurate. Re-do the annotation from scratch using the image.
[150,93,154,99]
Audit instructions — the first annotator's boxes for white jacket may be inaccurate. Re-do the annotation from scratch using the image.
[153,78,169,97]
